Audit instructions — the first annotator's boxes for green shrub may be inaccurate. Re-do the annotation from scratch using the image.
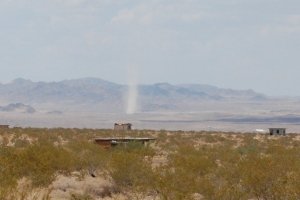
[0,128,299,199]
[66,140,109,174]
[108,144,155,197]
[70,193,94,200]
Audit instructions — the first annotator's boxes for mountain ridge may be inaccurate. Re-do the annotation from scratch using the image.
[0,77,267,112]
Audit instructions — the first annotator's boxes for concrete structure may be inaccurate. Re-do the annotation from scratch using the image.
[0,125,9,129]
[94,137,156,149]
[269,128,286,136]
[114,123,132,131]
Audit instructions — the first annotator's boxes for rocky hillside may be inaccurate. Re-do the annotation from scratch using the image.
[0,78,267,112]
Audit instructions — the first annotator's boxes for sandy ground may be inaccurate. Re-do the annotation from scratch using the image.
[50,174,112,200]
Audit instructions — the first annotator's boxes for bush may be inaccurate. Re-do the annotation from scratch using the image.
[0,128,299,199]
[108,143,155,198]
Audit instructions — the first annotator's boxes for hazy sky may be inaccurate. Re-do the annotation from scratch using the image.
[0,0,299,96]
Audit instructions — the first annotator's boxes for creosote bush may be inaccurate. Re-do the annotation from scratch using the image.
[0,128,299,199]
[107,142,155,198]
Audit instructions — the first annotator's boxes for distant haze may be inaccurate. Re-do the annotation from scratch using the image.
[1,78,300,131]
[0,0,299,96]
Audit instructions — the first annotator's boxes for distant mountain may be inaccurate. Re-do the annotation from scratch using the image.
[0,78,268,113]
[139,82,266,100]
[0,78,122,103]
[0,103,36,113]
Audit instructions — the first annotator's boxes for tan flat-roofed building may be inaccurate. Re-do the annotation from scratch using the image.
[94,137,156,149]
[114,123,132,131]
[269,128,286,136]
[0,125,9,129]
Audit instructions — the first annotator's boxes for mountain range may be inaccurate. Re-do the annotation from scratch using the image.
[0,103,36,113]
[0,78,269,113]
[1,78,300,131]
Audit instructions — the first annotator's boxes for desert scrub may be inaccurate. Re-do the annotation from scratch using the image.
[14,138,30,148]
[66,140,109,175]
[205,147,248,199]
[70,193,94,200]
[107,142,155,197]
[154,145,217,199]
[0,128,299,199]
[0,142,75,189]
[157,131,168,143]
[0,147,19,195]
[238,150,300,199]
[18,142,75,187]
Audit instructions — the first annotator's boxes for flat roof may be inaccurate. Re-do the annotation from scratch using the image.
[269,128,286,129]
[94,137,156,141]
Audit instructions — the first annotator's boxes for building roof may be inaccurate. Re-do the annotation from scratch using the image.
[94,137,156,142]
[114,123,132,125]
[269,128,286,130]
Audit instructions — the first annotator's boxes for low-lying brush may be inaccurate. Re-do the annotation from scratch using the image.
[0,128,299,199]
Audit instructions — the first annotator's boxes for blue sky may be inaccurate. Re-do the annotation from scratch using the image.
[0,0,299,96]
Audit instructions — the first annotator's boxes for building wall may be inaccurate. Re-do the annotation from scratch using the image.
[95,140,112,149]
[114,124,132,131]
[269,128,286,136]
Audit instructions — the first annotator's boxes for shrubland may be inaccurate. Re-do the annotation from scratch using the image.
[0,128,299,199]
